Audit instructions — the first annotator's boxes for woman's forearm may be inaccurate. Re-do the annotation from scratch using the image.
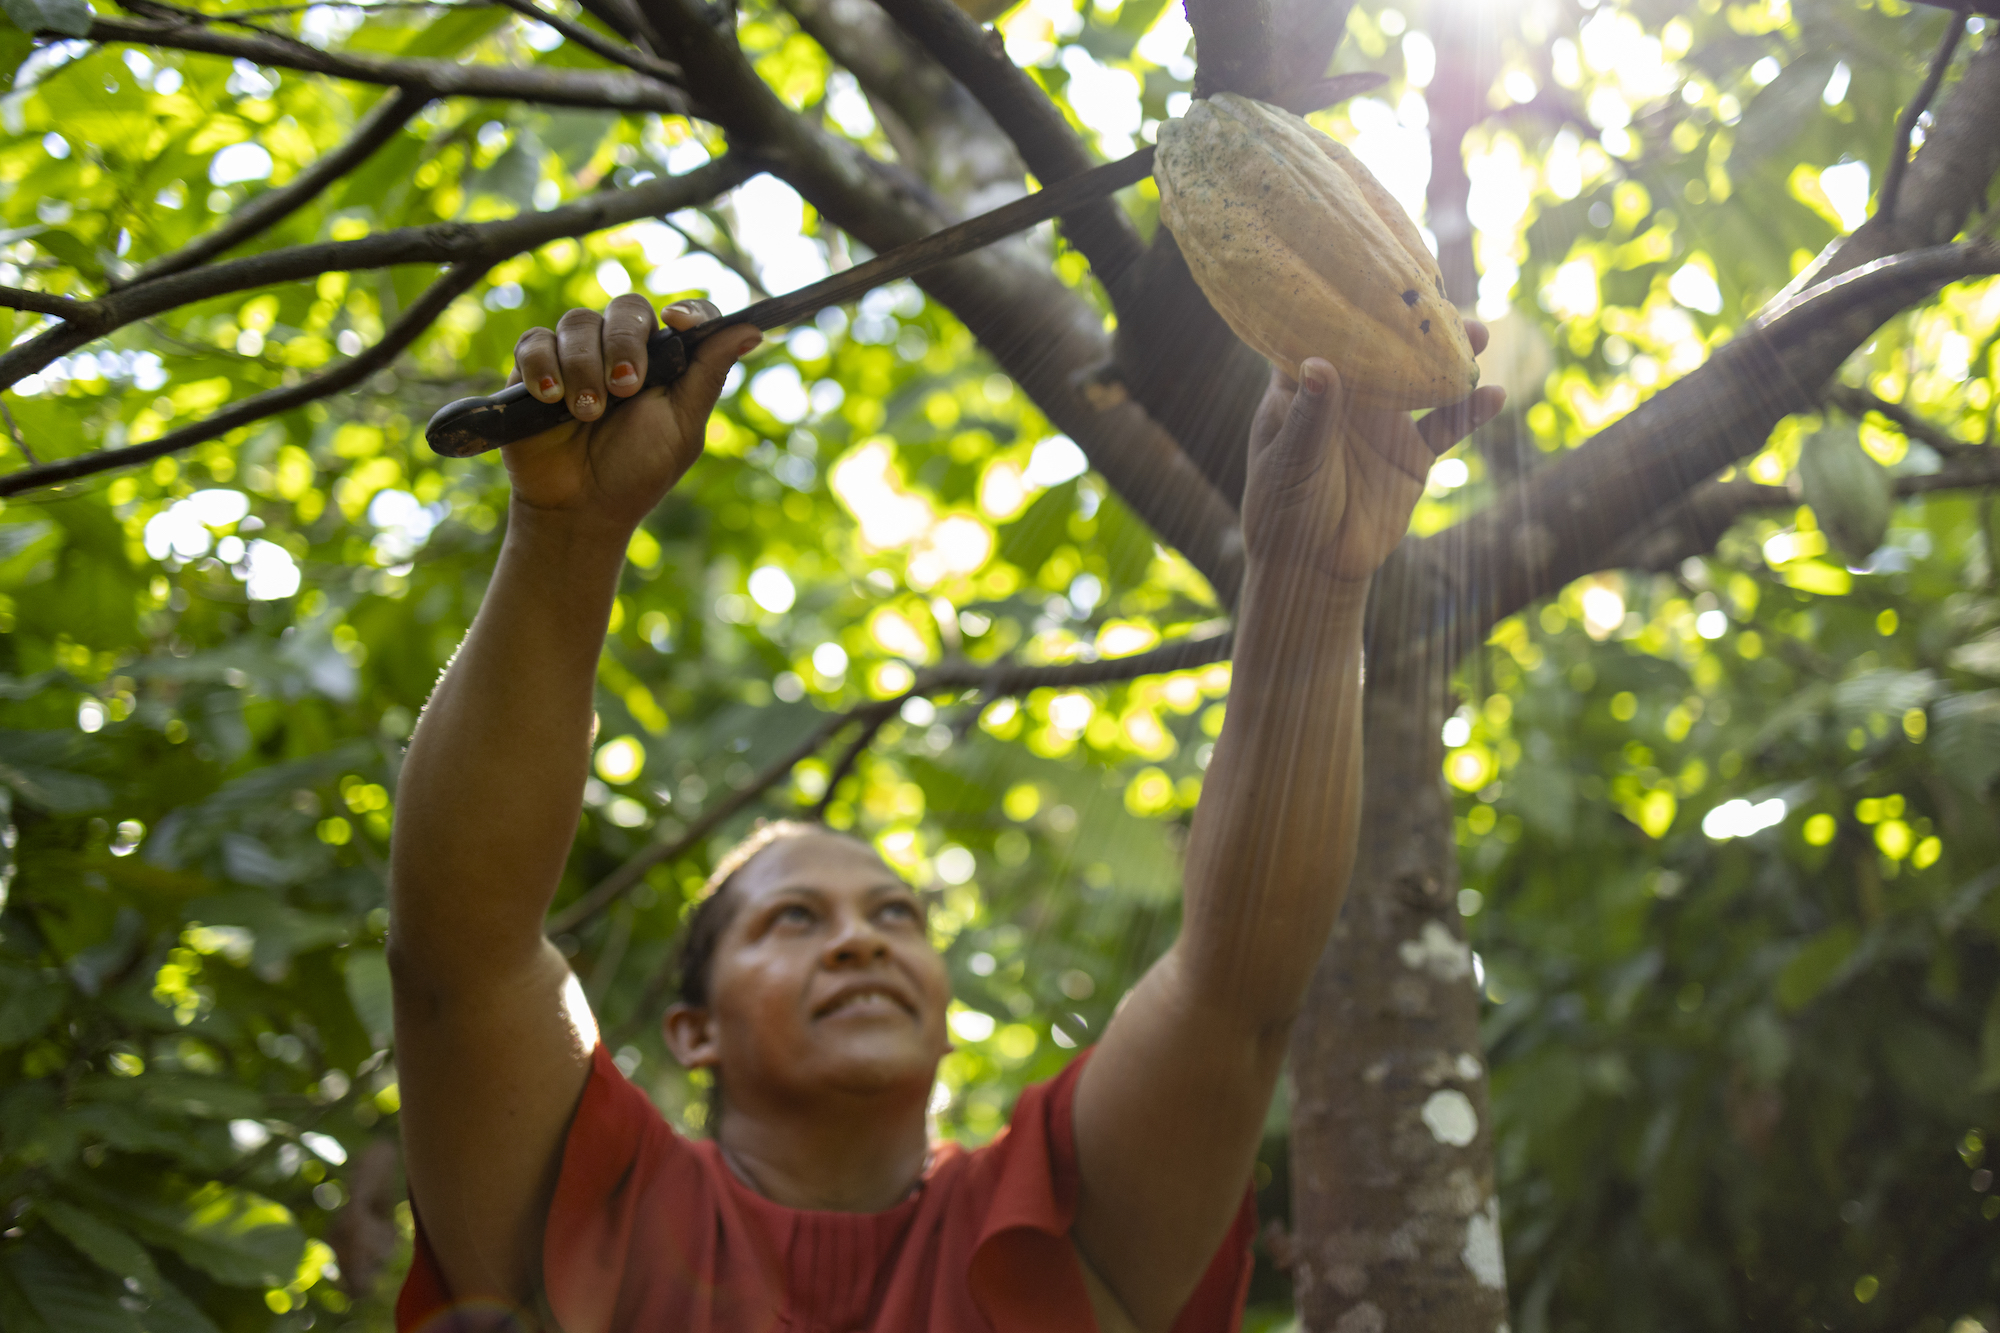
[1176,563,1369,1030]
[388,502,634,979]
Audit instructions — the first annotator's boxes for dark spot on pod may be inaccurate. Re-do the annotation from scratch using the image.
[1420,319,1431,334]
[1402,289,1419,307]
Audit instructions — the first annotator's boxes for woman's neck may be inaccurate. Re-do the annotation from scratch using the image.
[713,1089,932,1212]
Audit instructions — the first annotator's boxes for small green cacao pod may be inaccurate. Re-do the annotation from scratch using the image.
[1799,424,1891,563]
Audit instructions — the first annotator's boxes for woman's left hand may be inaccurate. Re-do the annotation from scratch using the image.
[1240,320,1507,582]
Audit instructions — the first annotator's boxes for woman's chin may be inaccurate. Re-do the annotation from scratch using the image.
[806,1033,943,1096]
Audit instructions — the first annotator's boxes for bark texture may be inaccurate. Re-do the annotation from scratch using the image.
[1289,655,1505,1333]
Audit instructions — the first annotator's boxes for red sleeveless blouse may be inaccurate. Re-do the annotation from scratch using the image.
[397,1045,1255,1332]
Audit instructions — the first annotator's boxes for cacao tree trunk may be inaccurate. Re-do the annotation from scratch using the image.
[1287,621,1508,1332]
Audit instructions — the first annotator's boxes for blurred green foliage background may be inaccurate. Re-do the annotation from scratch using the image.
[0,0,1995,1328]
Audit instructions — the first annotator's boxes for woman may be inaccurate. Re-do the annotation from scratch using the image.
[388,294,1502,1331]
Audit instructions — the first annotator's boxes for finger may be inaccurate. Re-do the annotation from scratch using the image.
[661,298,722,332]
[1249,362,1299,446]
[601,294,659,398]
[675,319,762,424]
[1464,319,1490,357]
[1260,356,1342,468]
[513,326,562,403]
[556,308,609,421]
[1415,384,1507,457]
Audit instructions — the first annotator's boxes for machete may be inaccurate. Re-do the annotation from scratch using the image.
[424,146,1155,457]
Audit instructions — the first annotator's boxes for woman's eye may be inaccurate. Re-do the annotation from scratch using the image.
[775,904,815,926]
[879,901,919,923]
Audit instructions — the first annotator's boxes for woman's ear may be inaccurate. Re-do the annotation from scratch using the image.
[663,1002,720,1070]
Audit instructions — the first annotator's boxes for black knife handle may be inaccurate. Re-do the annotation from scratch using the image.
[424,324,696,457]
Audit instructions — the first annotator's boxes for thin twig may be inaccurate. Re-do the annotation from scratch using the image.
[75,12,691,114]
[0,154,751,397]
[597,630,1235,1043]
[487,0,684,85]
[663,215,770,300]
[118,86,433,290]
[810,703,897,819]
[213,0,489,18]
[0,398,36,465]
[1824,382,1977,458]
[0,263,489,495]
[552,628,1233,936]
[1880,3,1970,223]
[1611,448,2000,573]
[0,287,85,319]
[544,704,863,935]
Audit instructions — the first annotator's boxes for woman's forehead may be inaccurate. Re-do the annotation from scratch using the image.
[731,829,907,900]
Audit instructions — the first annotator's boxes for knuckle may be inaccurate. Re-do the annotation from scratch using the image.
[556,307,600,330]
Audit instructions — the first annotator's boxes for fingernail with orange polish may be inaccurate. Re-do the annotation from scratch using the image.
[539,376,559,398]
[611,362,637,387]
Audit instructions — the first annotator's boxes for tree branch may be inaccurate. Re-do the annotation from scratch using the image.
[778,0,1023,211]
[79,11,693,113]
[0,287,85,318]
[1267,0,1358,111]
[1606,448,2000,573]
[117,86,433,290]
[1187,0,1275,101]
[865,0,1145,298]
[810,706,895,818]
[674,216,774,299]
[552,627,1232,938]
[637,0,1246,598]
[0,154,750,396]
[1402,34,2000,671]
[0,262,490,496]
[1395,238,2000,670]
[0,398,37,466]
[1824,382,1978,458]
[1086,0,1371,508]
[487,0,685,85]
[1881,3,1970,224]
[209,1,489,19]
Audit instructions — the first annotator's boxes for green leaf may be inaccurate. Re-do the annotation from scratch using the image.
[396,1,505,57]
[59,1178,303,1290]
[1775,924,1860,1013]
[185,891,351,968]
[1979,986,2000,1094]
[0,1233,146,1332]
[344,945,393,1046]
[1799,425,1891,563]
[0,970,64,1047]
[36,1200,166,1299]
[0,1254,51,1333]
[0,0,90,36]
[1934,690,2000,794]
[1950,629,2000,679]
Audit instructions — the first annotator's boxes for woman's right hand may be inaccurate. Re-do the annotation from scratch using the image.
[501,294,761,533]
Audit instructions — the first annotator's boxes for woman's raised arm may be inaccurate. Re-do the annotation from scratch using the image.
[1070,339,1505,1331]
[387,297,757,1313]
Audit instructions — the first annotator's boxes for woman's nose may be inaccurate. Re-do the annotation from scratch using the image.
[825,912,890,964]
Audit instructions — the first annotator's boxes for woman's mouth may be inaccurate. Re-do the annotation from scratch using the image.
[816,985,914,1018]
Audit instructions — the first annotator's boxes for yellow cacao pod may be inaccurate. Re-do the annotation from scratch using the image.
[1154,93,1480,411]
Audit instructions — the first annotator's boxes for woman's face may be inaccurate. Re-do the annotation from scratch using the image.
[679,830,953,1110]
